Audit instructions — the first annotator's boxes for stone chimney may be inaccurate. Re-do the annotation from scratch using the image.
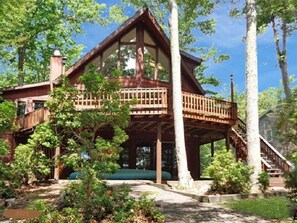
[50,48,63,82]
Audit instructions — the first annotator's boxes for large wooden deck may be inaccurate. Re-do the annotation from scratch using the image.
[15,87,237,131]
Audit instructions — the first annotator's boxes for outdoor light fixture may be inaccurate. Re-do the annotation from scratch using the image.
[53,48,62,57]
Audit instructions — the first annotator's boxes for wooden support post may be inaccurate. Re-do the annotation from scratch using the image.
[226,129,231,151]
[136,25,144,87]
[211,141,214,157]
[54,147,60,180]
[156,122,162,184]
[230,74,234,103]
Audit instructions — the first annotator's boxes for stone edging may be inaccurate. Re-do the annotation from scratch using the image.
[148,182,288,203]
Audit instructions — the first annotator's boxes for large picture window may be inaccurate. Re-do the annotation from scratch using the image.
[144,30,170,83]
[101,28,136,77]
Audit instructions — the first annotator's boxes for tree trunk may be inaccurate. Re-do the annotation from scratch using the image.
[169,0,193,189]
[17,46,26,86]
[272,19,291,98]
[245,0,261,193]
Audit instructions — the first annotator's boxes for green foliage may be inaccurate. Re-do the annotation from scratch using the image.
[277,88,297,146]
[257,171,270,192]
[28,200,81,223]
[45,67,134,220]
[233,86,282,120]
[0,100,15,133]
[285,152,297,205]
[206,148,252,194]
[225,197,291,221]
[29,181,164,223]
[0,0,126,86]
[11,123,58,184]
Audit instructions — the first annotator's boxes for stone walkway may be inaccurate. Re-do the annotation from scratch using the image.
[0,180,288,223]
[127,183,272,223]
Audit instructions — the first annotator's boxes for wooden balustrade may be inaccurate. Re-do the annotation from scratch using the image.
[15,108,50,131]
[235,117,292,173]
[182,91,237,124]
[260,135,292,172]
[14,87,237,131]
[74,86,168,115]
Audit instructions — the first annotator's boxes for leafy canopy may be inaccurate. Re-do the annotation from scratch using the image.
[0,0,126,87]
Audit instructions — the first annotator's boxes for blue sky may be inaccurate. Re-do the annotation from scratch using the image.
[75,2,297,94]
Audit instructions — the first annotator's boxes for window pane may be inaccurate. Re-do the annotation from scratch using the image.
[144,46,156,80]
[102,42,118,77]
[120,45,136,77]
[136,146,152,170]
[121,28,136,42]
[144,30,155,46]
[158,49,170,82]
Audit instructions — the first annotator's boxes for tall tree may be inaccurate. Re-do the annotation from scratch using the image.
[169,0,194,188]
[257,0,297,99]
[0,1,125,87]
[245,0,261,193]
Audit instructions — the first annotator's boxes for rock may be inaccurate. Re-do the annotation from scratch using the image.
[53,191,67,211]
[4,198,16,208]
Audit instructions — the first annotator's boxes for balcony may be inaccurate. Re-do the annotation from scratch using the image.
[14,87,237,131]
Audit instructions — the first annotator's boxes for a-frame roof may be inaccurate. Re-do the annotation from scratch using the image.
[66,7,205,95]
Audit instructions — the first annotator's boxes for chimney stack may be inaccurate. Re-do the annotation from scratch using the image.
[50,48,63,90]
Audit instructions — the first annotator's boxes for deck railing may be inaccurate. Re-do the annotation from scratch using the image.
[14,87,237,131]
[15,108,50,131]
[182,91,236,121]
[74,86,168,115]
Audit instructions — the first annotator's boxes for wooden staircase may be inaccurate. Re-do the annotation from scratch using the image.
[230,118,292,177]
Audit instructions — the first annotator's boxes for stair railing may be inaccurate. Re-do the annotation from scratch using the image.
[260,135,292,172]
[236,117,292,173]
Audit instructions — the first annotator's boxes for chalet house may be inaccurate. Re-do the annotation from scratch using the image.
[0,7,291,182]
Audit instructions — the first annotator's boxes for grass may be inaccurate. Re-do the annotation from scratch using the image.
[225,196,292,221]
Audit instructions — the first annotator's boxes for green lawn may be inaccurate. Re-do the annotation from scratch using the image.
[225,196,292,221]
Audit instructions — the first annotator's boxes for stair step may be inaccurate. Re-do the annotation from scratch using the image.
[267,168,281,172]
[268,172,283,177]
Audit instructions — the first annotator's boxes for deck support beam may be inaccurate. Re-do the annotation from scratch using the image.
[211,141,214,157]
[156,122,162,184]
[226,129,231,151]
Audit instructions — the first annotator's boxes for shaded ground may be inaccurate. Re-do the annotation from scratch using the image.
[127,183,273,223]
[1,180,289,222]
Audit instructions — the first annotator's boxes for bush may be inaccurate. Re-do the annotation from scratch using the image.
[206,148,252,194]
[258,171,270,192]
[285,152,297,205]
[29,181,164,223]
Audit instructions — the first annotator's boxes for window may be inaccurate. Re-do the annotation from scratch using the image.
[157,50,170,82]
[136,146,153,170]
[102,42,118,77]
[144,46,156,79]
[17,101,26,116]
[34,101,44,110]
[266,129,273,142]
[101,28,137,77]
[120,45,136,77]
[144,30,170,82]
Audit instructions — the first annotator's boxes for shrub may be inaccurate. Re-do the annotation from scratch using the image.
[29,181,164,223]
[206,148,252,194]
[258,171,270,192]
[285,152,297,205]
